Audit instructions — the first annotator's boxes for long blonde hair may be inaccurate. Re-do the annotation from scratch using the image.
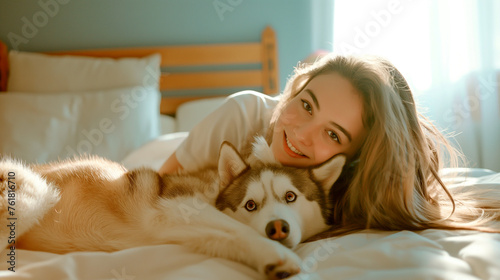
[269,54,500,237]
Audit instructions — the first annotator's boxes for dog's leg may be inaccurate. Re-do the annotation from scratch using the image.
[152,198,301,280]
[0,158,60,249]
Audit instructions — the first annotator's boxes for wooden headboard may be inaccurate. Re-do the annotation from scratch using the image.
[0,26,279,115]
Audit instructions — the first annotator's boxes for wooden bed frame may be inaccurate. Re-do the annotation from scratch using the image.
[0,26,279,115]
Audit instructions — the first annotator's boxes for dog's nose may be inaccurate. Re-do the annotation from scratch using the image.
[265,219,290,241]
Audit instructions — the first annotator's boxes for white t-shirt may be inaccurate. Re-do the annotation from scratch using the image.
[176,90,280,172]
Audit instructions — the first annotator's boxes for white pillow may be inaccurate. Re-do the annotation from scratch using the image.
[160,115,177,134]
[175,97,227,132]
[0,87,161,164]
[7,51,161,92]
[121,132,188,170]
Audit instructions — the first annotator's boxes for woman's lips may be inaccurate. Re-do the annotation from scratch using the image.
[283,132,307,158]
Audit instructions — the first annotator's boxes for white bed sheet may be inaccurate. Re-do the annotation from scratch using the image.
[2,134,499,280]
[1,228,499,280]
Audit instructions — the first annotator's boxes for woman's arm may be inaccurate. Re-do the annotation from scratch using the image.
[158,152,183,175]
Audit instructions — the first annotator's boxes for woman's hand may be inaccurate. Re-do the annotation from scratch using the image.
[159,153,183,175]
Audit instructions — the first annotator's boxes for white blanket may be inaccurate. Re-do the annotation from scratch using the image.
[1,229,499,279]
[1,134,499,280]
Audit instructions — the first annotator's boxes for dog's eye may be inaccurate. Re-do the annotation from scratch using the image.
[245,200,257,211]
[285,191,297,203]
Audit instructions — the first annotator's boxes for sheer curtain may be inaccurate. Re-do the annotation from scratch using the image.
[332,0,500,171]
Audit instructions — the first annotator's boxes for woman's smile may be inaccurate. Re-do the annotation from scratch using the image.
[283,132,307,158]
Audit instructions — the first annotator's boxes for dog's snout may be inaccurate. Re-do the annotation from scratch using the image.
[265,219,290,241]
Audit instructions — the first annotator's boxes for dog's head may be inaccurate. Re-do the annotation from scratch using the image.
[215,137,345,248]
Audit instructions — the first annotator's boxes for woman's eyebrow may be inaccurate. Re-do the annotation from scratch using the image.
[330,121,352,143]
[306,89,352,143]
[306,89,320,110]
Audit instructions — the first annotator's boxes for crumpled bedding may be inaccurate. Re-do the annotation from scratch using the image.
[1,134,499,280]
[1,228,499,280]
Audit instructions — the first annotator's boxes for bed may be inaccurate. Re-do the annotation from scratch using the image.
[1,26,500,280]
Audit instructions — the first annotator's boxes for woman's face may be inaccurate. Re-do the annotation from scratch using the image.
[271,73,366,167]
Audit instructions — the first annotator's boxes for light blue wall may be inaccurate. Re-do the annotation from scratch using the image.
[0,0,334,92]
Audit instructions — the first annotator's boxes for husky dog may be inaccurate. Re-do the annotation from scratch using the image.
[0,137,345,279]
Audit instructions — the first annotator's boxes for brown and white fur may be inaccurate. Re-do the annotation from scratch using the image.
[0,137,345,280]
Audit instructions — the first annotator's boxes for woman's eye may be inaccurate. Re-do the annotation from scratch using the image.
[327,130,340,143]
[301,99,312,114]
[285,191,297,203]
[245,200,257,211]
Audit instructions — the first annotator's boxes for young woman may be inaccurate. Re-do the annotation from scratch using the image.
[159,54,500,236]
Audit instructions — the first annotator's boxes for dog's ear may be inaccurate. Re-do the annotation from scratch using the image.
[311,154,346,194]
[218,142,249,188]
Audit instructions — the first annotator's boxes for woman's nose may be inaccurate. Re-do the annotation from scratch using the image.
[293,125,314,146]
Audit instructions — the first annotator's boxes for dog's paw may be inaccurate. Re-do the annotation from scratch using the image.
[259,242,301,280]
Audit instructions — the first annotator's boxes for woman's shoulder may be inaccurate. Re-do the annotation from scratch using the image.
[226,90,280,109]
